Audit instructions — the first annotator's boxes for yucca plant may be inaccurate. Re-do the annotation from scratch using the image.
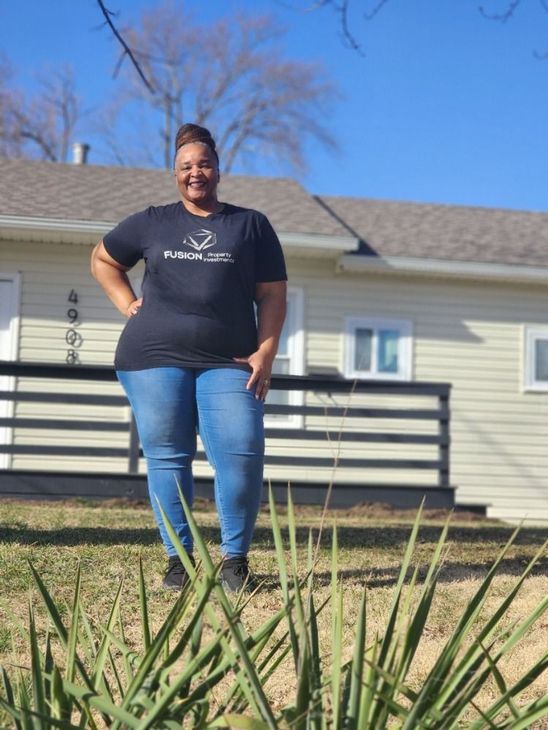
[267,491,548,730]
[0,489,546,728]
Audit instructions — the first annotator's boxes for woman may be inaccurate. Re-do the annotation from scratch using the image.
[91,123,287,592]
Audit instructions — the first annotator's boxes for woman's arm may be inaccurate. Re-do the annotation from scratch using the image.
[90,241,141,318]
[234,280,287,400]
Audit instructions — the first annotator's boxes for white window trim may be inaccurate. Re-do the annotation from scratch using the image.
[0,273,22,469]
[265,286,305,429]
[343,316,413,381]
[523,325,548,392]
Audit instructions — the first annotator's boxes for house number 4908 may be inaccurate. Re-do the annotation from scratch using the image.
[65,289,83,364]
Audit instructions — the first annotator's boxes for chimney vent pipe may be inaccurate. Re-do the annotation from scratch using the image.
[72,142,90,165]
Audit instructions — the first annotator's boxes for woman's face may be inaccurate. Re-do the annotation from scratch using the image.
[174,143,219,212]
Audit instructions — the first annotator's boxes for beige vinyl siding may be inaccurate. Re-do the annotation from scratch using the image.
[277,259,443,488]
[288,258,548,523]
[11,377,130,473]
[3,240,548,522]
[0,239,129,365]
[0,239,132,471]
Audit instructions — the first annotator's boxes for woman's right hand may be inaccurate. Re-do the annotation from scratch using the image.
[91,241,139,318]
[127,298,143,317]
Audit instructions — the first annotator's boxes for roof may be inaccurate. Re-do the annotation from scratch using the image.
[319,195,548,267]
[0,158,347,238]
[1,158,548,268]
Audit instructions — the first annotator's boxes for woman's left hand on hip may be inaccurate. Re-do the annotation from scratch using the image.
[233,351,273,401]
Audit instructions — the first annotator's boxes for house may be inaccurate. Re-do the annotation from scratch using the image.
[1,157,548,523]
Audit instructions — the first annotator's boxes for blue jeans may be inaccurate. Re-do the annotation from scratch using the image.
[117,367,264,558]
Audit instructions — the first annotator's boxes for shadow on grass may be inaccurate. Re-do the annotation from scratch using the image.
[253,557,548,592]
[1,522,545,587]
[2,523,546,549]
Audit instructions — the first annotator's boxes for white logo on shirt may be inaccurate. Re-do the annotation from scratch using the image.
[182,229,217,252]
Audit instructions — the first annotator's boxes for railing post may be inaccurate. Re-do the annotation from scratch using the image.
[438,387,450,488]
[128,413,140,474]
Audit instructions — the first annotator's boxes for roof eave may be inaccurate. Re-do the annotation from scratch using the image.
[337,253,548,284]
[0,215,112,244]
[280,232,359,258]
[0,215,360,256]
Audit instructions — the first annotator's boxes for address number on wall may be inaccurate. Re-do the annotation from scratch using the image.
[65,289,83,364]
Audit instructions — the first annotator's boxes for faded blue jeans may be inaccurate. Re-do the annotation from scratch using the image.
[117,367,264,558]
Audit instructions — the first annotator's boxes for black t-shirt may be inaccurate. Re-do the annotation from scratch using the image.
[103,202,287,371]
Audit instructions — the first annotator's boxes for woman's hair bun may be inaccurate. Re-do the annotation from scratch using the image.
[174,123,218,164]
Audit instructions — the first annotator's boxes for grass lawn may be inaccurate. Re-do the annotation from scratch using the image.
[0,496,547,727]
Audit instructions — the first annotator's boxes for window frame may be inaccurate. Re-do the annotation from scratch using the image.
[343,316,413,381]
[0,273,21,469]
[265,286,305,429]
[523,325,548,392]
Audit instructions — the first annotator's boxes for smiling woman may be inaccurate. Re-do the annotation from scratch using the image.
[90,122,287,594]
[173,124,221,215]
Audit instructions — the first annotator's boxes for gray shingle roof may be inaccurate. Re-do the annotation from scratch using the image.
[0,158,348,238]
[1,158,547,266]
[319,195,548,267]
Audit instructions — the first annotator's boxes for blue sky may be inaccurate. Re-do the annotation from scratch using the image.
[1,0,547,211]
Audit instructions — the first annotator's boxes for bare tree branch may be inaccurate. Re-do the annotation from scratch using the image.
[479,0,548,57]
[291,0,548,60]
[285,0,391,56]
[0,64,81,162]
[96,0,155,94]
[478,0,523,22]
[362,0,390,21]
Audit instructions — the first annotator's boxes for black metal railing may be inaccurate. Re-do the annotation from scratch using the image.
[0,361,451,490]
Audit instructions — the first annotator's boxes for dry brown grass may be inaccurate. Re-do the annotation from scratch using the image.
[0,497,546,727]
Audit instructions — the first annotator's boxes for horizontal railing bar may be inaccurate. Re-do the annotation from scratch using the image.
[196,451,440,471]
[1,444,441,470]
[265,429,444,444]
[0,362,118,381]
[265,404,447,419]
[0,391,446,420]
[271,375,450,396]
[0,419,445,445]
[1,445,130,457]
[263,455,441,469]
[0,418,129,431]
[0,391,127,406]
[0,361,451,396]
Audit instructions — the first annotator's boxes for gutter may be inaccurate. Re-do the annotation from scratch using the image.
[0,215,116,238]
[336,253,548,284]
[0,215,359,255]
[279,231,359,255]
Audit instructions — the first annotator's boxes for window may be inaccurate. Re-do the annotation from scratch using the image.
[265,287,304,428]
[344,317,412,380]
[523,326,548,391]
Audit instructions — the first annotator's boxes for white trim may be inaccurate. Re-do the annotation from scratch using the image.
[0,273,21,468]
[279,232,359,253]
[266,286,305,429]
[337,254,548,284]
[0,215,114,235]
[343,316,413,381]
[0,215,359,255]
[522,325,548,392]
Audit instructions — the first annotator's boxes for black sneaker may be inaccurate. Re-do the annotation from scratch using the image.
[220,556,258,594]
[162,554,195,591]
